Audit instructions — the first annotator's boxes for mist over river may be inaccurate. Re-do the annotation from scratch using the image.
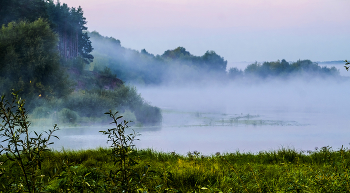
[49,79,350,155]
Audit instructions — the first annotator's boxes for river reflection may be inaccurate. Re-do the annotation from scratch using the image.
[47,107,350,155]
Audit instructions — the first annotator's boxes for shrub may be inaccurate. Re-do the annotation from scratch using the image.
[31,106,52,118]
[121,109,137,123]
[0,91,59,192]
[134,104,162,125]
[57,108,80,124]
[99,110,144,192]
[61,86,162,125]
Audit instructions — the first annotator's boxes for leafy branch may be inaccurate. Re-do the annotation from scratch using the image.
[100,110,142,192]
[0,91,59,192]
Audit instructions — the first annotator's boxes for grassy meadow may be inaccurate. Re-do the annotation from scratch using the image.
[1,146,350,192]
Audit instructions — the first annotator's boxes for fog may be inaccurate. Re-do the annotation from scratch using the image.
[318,61,349,77]
[48,76,350,155]
[134,80,350,153]
[28,31,348,155]
[31,28,350,155]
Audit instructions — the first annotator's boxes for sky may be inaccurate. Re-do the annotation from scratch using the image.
[61,0,350,65]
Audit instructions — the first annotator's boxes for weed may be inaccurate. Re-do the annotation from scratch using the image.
[99,110,142,192]
[0,91,59,192]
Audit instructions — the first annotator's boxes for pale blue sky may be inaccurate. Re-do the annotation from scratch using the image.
[62,0,350,63]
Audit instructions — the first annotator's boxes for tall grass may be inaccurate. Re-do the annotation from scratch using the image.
[2,146,350,192]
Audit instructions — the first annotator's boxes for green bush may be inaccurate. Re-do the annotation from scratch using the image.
[31,106,52,118]
[57,108,80,124]
[134,104,162,125]
[121,109,137,123]
[60,86,162,125]
[63,91,112,118]
[0,92,59,192]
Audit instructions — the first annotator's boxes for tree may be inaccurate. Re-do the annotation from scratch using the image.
[0,0,94,64]
[0,0,48,26]
[201,50,227,72]
[46,1,93,63]
[244,62,261,75]
[0,19,72,100]
[228,67,243,79]
[162,47,191,59]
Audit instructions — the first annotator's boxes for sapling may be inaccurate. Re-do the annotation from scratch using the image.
[0,91,59,192]
[100,110,142,192]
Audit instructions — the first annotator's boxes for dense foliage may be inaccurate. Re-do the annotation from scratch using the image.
[89,32,340,86]
[29,87,161,126]
[0,19,72,101]
[242,59,340,79]
[89,31,228,85]
[0,20,161,125]
[0,0,162,125]
[0,0,93,63]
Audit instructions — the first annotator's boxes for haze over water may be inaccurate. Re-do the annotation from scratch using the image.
[135,79,350,154]
[51,76,350,155]
[46,0,350,155]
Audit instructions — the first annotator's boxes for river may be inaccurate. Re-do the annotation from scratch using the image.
[48,78,350,155]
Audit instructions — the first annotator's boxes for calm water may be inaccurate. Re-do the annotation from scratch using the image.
[47,79,350,155]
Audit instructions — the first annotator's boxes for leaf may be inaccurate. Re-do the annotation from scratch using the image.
[6,153,14,161]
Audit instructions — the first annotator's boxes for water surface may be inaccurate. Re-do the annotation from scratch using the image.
[49,80,350,155]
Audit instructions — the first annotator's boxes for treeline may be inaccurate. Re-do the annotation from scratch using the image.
[89,32,340,86]
[229,59,339,80]
[0,1,161,125]
[89,31,228,85]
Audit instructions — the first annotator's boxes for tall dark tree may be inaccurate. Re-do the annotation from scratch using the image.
[46,1,93,63]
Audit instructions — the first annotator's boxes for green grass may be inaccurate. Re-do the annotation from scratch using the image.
[1,146,350,192]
